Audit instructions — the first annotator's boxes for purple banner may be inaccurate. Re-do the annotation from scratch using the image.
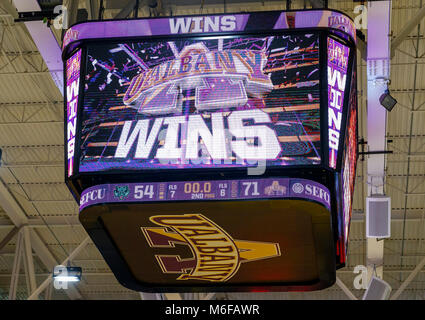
[79,178,331,212]
[327,38,349,169]
[66,49,81,177]
[63,10,356,53]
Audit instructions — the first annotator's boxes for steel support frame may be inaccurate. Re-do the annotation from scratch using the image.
[85,0,100,20]
[0,176,82,300]
[8,230,23,300]
[0,226,21,251]
[398,3,424,300]
[366,0,392,283]
[308,0,327,9]
[27,236,90,300]
[114,0,138,19]
[11,0,64,93]
[22,226,36,295]
[391,4,425,57]
[6,226,36,299]
[390,255,425,299]
[335,277,358,300]
[63,0,80,29]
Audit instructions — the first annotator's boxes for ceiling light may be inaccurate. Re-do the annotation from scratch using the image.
[53,266,82,283]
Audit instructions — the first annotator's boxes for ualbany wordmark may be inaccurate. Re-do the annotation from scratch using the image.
[142,214,281,282]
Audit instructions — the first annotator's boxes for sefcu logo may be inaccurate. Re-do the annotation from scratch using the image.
[80,188,106,207]
[291,182,330,207]
[141,214,280,282]
[291,183,304,194]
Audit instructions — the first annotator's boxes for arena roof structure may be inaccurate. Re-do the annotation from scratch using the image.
[0,0,425,300]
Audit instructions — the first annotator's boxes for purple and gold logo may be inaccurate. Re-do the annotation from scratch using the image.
[141,214,280,282]
[264,180,287,196]
[124,43,273,115]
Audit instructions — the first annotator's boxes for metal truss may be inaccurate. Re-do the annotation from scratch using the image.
[0,175,83,300]
[0,101,62,125]
[0,145,63,168]
[7,227,36,299]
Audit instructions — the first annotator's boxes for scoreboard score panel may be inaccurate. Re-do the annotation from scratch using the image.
[64,9,358,292]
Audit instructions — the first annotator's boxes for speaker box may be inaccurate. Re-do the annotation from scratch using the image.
[366,197,391,238]
[362,276,392,300]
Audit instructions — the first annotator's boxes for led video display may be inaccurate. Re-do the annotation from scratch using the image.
[79,34,321,173]
[66,49,81,177]
[341,66,357,257]
[327,38,349,169]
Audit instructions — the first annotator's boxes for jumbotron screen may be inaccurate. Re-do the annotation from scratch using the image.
[79,34,321,173]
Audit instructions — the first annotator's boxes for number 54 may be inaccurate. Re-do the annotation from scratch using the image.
[134,185,154,199]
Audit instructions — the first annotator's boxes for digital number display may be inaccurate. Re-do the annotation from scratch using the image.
[79,34,321,173]
[79,178,331,211]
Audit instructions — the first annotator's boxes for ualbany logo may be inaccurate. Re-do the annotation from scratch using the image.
[141,214,281,282]
[123,43,272,115]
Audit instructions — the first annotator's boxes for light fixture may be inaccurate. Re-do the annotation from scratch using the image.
[53,265,82,283]
[379,89,397,112]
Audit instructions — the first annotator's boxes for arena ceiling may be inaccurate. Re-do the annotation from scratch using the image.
[0,0,424,300]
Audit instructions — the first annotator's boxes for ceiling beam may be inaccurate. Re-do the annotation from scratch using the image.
[308,0,326,9]
[0,226,21,251]
[85,0,100,20]
[0,176,82,299]
[114,0,138,19]
[12,0,63,92]
[391,4,425,57]
[164,293,182,300]
[390,255,425,300]
[8,230,23,299]
[0,0,18,19]
[357,37,367,61]
[1,211,425,231]
[27,235,89,300]
[335,277,358,300]
[0,178,29,226]
[22,226,36,294]
[4,268,425,278]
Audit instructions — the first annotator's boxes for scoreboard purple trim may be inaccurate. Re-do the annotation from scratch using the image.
[79,177,331,212]
[63,10,356,52]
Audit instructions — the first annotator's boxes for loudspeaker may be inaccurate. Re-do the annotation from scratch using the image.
[366,197,391,238]
[379,90,397,112]
[362,276,392,300]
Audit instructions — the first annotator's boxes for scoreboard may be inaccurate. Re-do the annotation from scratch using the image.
[64,9,357,292]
